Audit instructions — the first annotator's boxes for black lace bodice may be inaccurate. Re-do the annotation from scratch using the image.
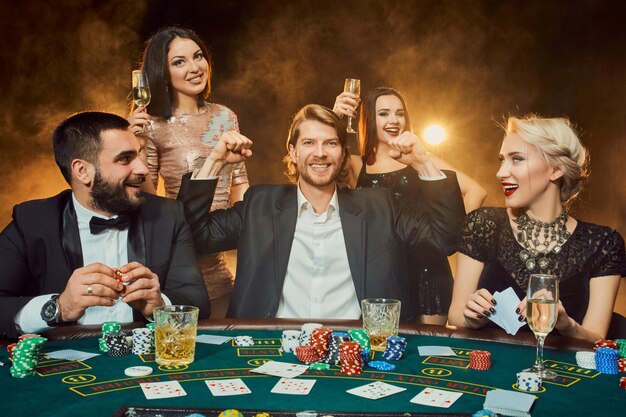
[356,163,453,316]
[459,207,626,323]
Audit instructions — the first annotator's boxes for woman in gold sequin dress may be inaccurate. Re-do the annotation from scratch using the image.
[129,27,249,318]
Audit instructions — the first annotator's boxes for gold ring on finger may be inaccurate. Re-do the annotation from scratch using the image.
[87,285,93,296]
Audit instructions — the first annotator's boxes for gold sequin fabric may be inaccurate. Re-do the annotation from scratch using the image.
[145,103,248,299]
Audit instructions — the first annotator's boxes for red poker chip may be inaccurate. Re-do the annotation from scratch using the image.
[594,339,618,351]
[469,350,492,370]
[620,377,626,389]
[618,358,626,373]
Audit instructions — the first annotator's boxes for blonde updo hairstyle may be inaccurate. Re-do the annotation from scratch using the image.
[507,116,590,207]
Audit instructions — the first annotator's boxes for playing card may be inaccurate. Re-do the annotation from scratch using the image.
[346,381,406,400]
[205,378,251,396]
[483,389,537,417]
[417,346,456,356]
[410,387,463,408]
[270,378,316,395]
[196,335,234,345]
[45,349,100,361]
[251,361,309,378]
[140,381,187,400]
[490,287,526,335]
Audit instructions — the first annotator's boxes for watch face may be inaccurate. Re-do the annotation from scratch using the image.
[41,299,58,322]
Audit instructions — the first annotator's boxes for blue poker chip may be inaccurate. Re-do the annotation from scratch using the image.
[368,360,396,371]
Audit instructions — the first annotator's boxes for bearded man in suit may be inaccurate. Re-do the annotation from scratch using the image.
[0,111,210,339]
[178,104,465,321]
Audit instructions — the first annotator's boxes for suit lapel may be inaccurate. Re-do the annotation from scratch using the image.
[127,209,146,265]
[273,188,298,300]
[338,190,365,300]
[61,196,83,271]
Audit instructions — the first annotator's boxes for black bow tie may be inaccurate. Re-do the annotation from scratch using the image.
[89,214,131,234]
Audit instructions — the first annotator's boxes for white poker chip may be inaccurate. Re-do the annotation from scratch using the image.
[124,366,153,377]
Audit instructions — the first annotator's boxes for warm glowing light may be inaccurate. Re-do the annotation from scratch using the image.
[423,124,446,145]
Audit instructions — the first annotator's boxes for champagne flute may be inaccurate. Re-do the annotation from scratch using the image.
[525,273,559,380]
[132,70,153,131]
[343,78,361,133]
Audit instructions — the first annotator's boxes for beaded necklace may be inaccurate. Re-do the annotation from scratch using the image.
[514,210,570,271]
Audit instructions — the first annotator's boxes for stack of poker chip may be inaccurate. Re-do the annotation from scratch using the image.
[320,332,351,365]
[616,339,626,358]
[299,323,323,346]
[348,329,370,350]
[594,339,618,351]
[10,335,47,378]
[516,371,542,392]
[100,321,122,353]
[295,345,320,363]
[469,350,491,370]
[339,341,363,376]
[618,358,626,373]
[310,328,332,359]
[575,351,596,370]
[105,331,131,357]
[281,330,302,353]
[234,336,255,347]
[382,336,407,361]
[131,327,153,355]
[595,347,619,374]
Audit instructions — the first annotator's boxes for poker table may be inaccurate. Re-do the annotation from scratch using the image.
[1,319,624,416]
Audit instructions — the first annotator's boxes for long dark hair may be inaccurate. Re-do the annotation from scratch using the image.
[137,26,212,119]
[358,87,412,163]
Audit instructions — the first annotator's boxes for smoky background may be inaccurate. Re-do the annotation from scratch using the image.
[0,0,624,238]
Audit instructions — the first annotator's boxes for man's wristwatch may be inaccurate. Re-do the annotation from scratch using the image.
[40,294,61,326]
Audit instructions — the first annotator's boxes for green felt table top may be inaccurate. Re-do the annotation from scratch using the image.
[1,330,624,416]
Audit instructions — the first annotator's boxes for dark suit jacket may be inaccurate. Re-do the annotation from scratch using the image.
[178,172,465,320]
[0,190,211,339]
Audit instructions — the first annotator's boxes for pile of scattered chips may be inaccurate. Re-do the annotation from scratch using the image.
[281,330,301,353]
[234,336,254,347]
[382,336,407,361]
[469,350,491,370]
[516,371,542,392]
[575,351,596,370]
[339,341,363,376]
[595,347,619,374]
[9,334,46,378]
[368,360,396,371]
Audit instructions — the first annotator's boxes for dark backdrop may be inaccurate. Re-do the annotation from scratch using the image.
[1,0,624,237]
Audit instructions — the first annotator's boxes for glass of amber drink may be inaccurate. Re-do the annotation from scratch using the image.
[154,305,199,366]
[361,299,401,351]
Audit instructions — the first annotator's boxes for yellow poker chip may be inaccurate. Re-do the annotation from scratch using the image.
[218,410,244,417]
[124,366,153,377]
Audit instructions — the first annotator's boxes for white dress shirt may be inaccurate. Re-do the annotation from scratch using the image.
[14,194,169,333]
[275,185,361,319]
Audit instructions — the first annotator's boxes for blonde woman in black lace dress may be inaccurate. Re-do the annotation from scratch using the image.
[448,116,626,341]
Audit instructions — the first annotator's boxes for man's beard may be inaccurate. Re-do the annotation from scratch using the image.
[298,156,341,188]
[90,169,145,214]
